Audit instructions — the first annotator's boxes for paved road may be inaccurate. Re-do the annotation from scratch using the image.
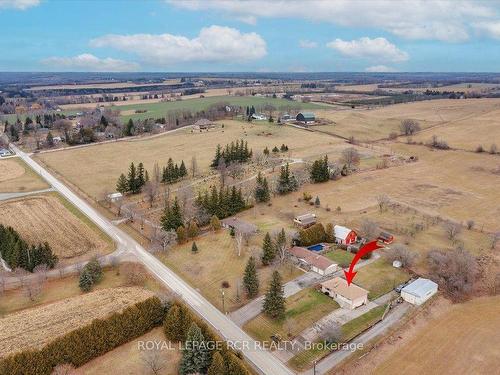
[10,144,293,375]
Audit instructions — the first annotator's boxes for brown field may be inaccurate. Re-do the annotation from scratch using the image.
[373,296,500,375]
[0,157,49,193]
[315,98,500,141]
[0,193,113,264]
[159,230,303,312]
[28,79,182,91]
[74,327,180,375]
[35,120,374,197]
[0,287,155,358]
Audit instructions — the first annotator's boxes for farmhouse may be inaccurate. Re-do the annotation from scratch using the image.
[296,112,316,124]
[192,118,215,130]
[333,225,357,245]
[288,246,337,275]
[293,213,317,228]
[321,277,369,310]
[221,217,258,234]
[401,278,438,305]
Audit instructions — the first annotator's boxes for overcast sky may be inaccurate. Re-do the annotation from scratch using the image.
[2,0,500,72]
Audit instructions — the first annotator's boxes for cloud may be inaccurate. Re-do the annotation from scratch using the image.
[90,25,267,64]
[299,39,318,48]
[365,65,397,72]
[473,21,500,39]
[42,54,140,72]
[0,0,40,10]
[327,37,409,62]
[168,0,500,42]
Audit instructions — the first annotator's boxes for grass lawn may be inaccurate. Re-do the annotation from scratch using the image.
[288,304,387,371]
[158,230,303,312]
[243,288,340,342]
[0,157,49,193]
[325,250,355,268]
[74,327,180,375]
[355,258,411,299]
[118,95,328,121]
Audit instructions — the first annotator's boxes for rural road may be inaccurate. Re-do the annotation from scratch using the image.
[9,143,294,375]
[0,187,55,201]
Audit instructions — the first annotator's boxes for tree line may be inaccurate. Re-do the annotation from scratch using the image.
[0,224,58,272]
[195,185,248,220]
[211,139,253,168]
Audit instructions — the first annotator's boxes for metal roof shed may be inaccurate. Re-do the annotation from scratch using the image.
[401,278,438,305]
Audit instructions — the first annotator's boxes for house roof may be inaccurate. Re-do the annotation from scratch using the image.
[334,225,354,240]
[288,246,336,271]
[294,213,316,225]
[194,118,213,126]
[321,277,368,300]
[401,278,438,298]
[221,217,258,233]
[378,231,393,240]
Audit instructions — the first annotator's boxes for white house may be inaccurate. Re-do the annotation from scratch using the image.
[288,246,337,276]
[401,278,438,305]
[321,277,369,309]
[251,113,267,121]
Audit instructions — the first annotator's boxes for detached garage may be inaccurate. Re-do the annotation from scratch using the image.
[401,278,438,305]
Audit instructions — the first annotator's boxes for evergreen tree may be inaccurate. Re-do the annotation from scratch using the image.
[124,119,134,136]
[163,304,190,342]
[310,155,330,183]
[254,172,270,203]
[261,232,275,265]
[207,351,226,375]
[116,173,128,194]
[46,131,54,147]
[191,242,199,253]
[262,270,285,320]
[79,269,93,292]
[137,162,145,188]
[176,226,187,244]
[127,162,141,194]
[187,220,199,238]
[161,198,184,231]
[179,160,187,177]
[272,146,279,153]
[179,322,211,375]
[243,256,259,298]
[276,163,298,195]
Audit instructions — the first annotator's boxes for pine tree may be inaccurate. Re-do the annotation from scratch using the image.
[179,160,187,177]
[276,163,298,195]
[160,198,183,231]
[127,162,140,194]
[163,304,190,342]
[116,173,128,194]
[187,220,199,238]
[79,269,93,292]
[262,270,285,320]
[124,119,134,136]
[207,351,226,375]
[137,162,145,188]
[243,256,259,298]
[179,322,211,375]
[254,172,270,203]
[261,232,275,265]
[191,242,199,253]
[46,131,54,147]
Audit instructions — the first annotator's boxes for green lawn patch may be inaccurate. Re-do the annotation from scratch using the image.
[355,258,411,299]
[243,288,339,342]
[325,250,355,268]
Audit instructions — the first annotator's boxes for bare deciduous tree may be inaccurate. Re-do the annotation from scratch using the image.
[376,194,390,212]
[383,244,417,268]
[321,325,342,344]
[190,156,198,178]
[359,219,379,240]
[443,222,462,242]
[217,158,228,187]
[121,262,147,286]
[400,119,421,136]
[340,147,360,169]
[144,180,159,208]
[235,230,244,257]
[151,228,177,252]
[490,232,500,250]
[141,348,166,375]
[227,161,244,180]
[24,272,45,301]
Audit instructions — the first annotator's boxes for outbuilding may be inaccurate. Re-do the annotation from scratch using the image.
[288,246,337,276]
[107,192,123,202]
[192,118,215,130]
[296,112,315,124]
[293,213,317,229]
[378,231,394,244]
[321,277,369,309]
[333,225,357,245]
[0,148,12,157]
[401,278,438,305]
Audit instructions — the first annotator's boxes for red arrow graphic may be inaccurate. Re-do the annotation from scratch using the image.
[344,240,383,286]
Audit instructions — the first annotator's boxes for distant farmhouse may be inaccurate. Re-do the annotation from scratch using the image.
[321,277,369,309]
[296,112,315,124]
[192,118,216,131]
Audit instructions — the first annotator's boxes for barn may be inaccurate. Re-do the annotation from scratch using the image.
[321,277,369,309]
[296,112,315,124]
[401,278,438,305]
[333,225,357,245]
[293,213,317,228]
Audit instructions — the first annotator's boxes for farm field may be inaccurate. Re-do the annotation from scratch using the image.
[117,95,328,121]
[314,98,500,141]
[0,157,49,193]
[0,267,128,316]
[0,287,155,358]
[158,230,303,312]
[243,288,340,342]
[74,327,180,375]
[373,296,500,375]
[0,193,113,265]
[35,119,357,197]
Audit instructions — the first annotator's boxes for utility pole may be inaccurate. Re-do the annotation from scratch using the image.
[313,360,317,375]
[220,288,225,314]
